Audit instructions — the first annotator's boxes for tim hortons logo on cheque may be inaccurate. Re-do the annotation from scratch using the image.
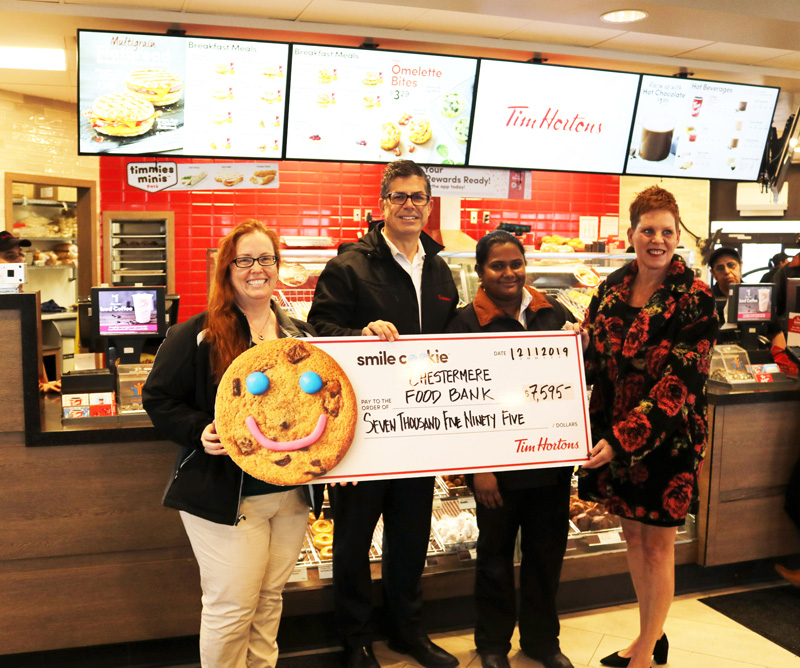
[505,106,603,134]
[515,436,580,452]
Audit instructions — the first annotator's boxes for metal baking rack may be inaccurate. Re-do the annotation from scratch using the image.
[435,475,471,498]
[370,515,446,562]
[275,288,315,321]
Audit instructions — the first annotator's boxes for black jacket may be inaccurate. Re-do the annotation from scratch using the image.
[307,224,458,336]
[143,303,323,525]
[446,285,575,490]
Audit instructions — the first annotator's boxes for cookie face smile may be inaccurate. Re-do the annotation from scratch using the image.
[215,339,357,485]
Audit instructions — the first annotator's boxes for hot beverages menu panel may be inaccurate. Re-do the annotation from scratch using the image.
[624,75,779,181]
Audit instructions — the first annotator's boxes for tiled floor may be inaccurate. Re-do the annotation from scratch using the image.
[166,584,799,668]
[356,585,800,668]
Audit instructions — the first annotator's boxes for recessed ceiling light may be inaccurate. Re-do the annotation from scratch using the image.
[0,47,66,71]
[601,9,649,23]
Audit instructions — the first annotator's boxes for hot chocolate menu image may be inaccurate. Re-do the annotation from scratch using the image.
[285,45,477,164]
[78,31,289,158]
[625,75,779,180]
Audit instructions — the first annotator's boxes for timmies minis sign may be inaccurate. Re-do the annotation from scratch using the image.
[310,331,592,483]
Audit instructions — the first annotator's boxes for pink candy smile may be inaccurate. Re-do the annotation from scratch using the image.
[245,414,328,451]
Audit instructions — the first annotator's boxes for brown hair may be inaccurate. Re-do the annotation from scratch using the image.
[206,219,281,382]
[380,160,431,198]
[628,185,681,230]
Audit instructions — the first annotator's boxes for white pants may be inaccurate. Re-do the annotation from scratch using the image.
[180,488,309,668]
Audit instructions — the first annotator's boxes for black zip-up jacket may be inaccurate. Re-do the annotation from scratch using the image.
[143,304,323,525]
[446,285,575,490]
[307,224,458,336]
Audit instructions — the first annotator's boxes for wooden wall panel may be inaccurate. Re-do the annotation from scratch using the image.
[717,402,800,492]
[0,311,23,432]
[0,558,200,654]
[0,440,186,560]
[708,495,800,564]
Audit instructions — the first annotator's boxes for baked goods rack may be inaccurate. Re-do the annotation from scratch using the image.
[276,288,315,321]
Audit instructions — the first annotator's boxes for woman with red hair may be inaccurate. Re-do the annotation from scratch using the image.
[570,187,718,668]
[144,219,322,668]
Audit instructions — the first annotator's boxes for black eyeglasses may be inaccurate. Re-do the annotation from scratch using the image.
[385,192,431,206]
[232,255,278,268]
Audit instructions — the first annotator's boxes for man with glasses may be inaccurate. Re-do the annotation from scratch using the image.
[308,160,458,668]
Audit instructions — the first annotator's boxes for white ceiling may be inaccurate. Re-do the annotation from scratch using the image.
[4,0,800,125]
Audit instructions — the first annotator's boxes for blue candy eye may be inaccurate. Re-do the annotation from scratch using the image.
[299,371,323,394]
[246,372,269,395]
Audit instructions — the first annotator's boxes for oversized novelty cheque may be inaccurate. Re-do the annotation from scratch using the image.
[215,332,591,485]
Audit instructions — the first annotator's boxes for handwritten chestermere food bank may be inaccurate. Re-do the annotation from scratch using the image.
[311,332,591,483]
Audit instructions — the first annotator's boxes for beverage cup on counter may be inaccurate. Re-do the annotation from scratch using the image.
[758,288,771,313]
[638,117,674,161]
[692,96,703,117]
[132,292,154,324]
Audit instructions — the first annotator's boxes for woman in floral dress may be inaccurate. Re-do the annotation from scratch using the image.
[573,186,718,668]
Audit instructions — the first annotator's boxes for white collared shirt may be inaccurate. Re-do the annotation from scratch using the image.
[517,288,533,329]
[382,230,426,329]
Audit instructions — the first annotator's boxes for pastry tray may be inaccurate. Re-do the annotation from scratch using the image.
[431,499,477,551]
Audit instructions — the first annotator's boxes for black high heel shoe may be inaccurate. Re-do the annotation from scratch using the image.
[599,634,668,667]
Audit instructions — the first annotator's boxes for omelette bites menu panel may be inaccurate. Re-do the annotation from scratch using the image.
[285,45,477,165]
[625,75,779,181]
[78,31,289,158]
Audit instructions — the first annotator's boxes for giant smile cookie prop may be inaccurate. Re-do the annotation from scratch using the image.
[215,338,357,484]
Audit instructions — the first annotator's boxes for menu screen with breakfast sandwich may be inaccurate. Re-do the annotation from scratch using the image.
[78,30,289,158]
[285,44,478,165]
[467,60,641,173]
[624,75,779,181]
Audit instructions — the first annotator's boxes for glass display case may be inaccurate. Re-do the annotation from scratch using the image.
[268,247,696,324]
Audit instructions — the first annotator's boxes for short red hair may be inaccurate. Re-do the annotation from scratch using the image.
[629,185,680,230]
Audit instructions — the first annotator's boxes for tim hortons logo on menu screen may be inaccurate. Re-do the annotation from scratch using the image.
[505,106,603,134]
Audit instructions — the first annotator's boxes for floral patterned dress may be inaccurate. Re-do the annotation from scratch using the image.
[577,255,719,526]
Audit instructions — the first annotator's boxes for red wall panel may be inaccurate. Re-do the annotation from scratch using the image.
[99,157,619,320]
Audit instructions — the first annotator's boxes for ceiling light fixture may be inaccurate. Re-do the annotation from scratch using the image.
[601,9,649,24]
[0,47,66,71]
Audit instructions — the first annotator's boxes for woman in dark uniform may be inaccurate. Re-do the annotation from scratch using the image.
[447,230,575,668]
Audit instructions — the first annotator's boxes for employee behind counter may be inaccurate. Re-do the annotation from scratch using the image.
[0,230,61,393]
[707,246,796,376]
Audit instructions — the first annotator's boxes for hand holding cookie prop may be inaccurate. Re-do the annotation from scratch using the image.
[215,339,357,485]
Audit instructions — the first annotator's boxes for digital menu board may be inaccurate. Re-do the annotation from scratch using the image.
[624,75,779,181]
[285,45,477,165]
[78,31,289,158]
[468,60,640,173]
